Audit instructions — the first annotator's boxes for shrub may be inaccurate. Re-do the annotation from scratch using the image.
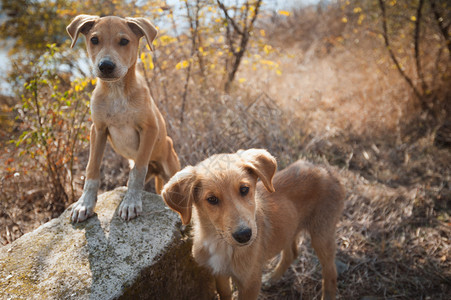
[8,44,91,206]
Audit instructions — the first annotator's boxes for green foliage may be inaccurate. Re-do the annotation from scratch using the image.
[0,0,166,55]
[11,44,91,203]
[1,0,69,55]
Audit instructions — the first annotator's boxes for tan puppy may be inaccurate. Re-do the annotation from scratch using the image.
[162,149,345,300]
[67,15,180,222]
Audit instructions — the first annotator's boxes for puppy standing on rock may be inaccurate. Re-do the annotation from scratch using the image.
[67,15,180,223]
[162,149,345,300]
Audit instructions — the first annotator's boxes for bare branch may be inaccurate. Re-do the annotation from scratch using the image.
[429,0,451,58]
[216,0,244,35]
[414,0,427,93]
[220,0,262,92]
[378,0,422,102]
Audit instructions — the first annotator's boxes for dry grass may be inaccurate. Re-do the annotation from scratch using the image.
[259,153,450,299]
[1,2,450,299]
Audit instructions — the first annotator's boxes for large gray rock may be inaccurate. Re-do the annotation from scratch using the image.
[0,187,215,299]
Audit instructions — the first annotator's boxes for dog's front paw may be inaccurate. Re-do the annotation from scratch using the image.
[71,193,97,223]
[118,190,143,221]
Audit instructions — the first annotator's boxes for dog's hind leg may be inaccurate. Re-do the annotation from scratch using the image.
[155,176,164,194]
[145,161,164,193]
[164,136,181,178]
[311,230,337,300]
[154,137,180,194]
[215,275,232,300]
[267,238,299,283]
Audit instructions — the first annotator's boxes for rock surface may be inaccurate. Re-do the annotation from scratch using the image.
[0,187,215,300]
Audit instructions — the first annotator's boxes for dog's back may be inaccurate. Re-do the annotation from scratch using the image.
[257,160,345,260]
[272,160,344,224]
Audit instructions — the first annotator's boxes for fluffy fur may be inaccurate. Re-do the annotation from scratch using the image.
[162,149,345,300]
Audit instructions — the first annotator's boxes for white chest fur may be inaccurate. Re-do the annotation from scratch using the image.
[202,237,233,275]
[92,87,140,160]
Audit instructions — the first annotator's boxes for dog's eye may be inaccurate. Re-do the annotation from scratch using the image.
[240,186,249,196]
[119,38,129,46]
[206,196,219,205]
[91,37,99,45]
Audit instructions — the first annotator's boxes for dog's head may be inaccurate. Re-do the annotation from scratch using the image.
[67,15,157,81]
[162,149,277,247]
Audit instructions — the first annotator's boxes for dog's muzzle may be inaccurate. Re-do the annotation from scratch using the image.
[232,227,252,244]
[98,59,116,76]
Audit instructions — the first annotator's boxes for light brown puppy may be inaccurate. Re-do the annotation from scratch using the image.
[162,149,345,300]
[67,15,180,222]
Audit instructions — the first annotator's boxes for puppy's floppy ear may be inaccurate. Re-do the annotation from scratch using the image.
[126,17,158,51]
[239,149,277,193]
[66,15,99,48]
[161,166,197,225]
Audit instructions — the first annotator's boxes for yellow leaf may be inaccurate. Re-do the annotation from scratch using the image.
[159,35,176,46]
[276,69,282,76]
[263,44,272,54]
[238,78,246,83]
[278,10,290,16]
[342,17,348,23]
[358,14,365,25]
[176,60,189,70]
[260,29,266,37]
[91,79,96,85]
[260,59,275,66]
[410,16,416,21]
[353,7,362,13]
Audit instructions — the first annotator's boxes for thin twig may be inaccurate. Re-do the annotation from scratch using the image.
[378,0,422,102]
[429,0,451,58]
[414,0,427,94]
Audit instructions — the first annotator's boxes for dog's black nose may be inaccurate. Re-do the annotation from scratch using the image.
[98,60,116,75]
[232,227,252,244]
